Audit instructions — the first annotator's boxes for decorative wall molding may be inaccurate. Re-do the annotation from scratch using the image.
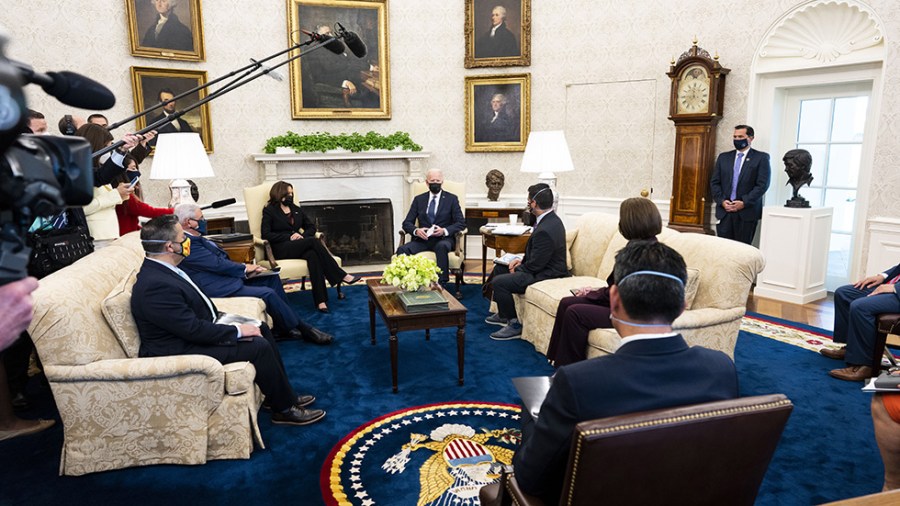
[865,217,900,275]
[758,0,884,71]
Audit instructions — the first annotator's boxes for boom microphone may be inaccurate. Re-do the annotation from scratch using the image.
[10,60,116,110]
[299,28,345,55]
[335,22,367,58]
[200,198,236,210]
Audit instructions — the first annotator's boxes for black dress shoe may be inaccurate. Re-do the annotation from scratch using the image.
[296,394,315,408]
[345,275,362,285]
[263,394,316,411]
[11,392,30,412]
[275,328,305,341]
[302,327,334,345]
[271,406,326,426]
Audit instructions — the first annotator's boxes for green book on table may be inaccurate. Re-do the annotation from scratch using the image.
[398,290,449,313]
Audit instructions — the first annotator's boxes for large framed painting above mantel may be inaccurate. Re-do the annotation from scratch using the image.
[286,0,390,119]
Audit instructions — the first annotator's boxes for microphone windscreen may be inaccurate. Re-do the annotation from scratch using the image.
[324,37,345,55]
[43,71,116,110]
[342,31,367,58]
[210,198,236,209]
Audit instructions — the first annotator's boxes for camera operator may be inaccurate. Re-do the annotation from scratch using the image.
[26,110,48,135]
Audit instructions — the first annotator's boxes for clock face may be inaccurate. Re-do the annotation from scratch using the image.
[676,65,711,114]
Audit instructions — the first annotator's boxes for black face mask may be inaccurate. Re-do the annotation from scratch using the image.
[428,183,442,194]
[282,194,294,205]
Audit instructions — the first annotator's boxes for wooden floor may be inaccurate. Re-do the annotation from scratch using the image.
[749,292,835,331]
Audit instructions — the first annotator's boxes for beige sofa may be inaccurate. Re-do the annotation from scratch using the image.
[28,232,269,476]
[514,212,765,360]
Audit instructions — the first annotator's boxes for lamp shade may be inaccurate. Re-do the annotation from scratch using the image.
[149,132,214,180]
[520,130,575,178]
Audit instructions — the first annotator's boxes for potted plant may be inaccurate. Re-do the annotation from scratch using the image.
[381,254,440,292]
[264,131,423,154]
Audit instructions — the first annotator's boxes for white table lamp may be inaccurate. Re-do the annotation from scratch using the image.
[149,132,214,207]
[520,131,574,210]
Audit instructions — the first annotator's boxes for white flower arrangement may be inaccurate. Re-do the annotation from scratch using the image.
[381,254,441,292]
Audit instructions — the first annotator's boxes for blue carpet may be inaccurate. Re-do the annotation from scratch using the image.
[0,286,885,504]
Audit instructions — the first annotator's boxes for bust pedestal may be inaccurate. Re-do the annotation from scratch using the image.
[754,206,833,304]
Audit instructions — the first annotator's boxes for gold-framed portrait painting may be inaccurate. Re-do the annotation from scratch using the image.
[130,66,213,153]
[465,73,530,152]
[125,0,205,61]
[465,0,531,68]
[286,0,390,119]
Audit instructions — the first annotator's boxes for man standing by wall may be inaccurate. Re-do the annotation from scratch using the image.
[709,125,771,245]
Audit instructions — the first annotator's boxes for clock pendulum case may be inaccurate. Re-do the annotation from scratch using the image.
[666,40,729,233]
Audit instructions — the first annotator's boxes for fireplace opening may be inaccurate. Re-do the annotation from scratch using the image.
[301,199,394,266]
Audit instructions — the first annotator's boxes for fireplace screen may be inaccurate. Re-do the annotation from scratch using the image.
[301,199,394,266]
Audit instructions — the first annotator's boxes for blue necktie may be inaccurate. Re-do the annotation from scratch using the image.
[427,196,436,222]
[730,152,744,201]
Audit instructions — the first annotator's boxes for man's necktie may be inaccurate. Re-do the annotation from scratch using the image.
[888,273,900,285]
[427,196,436,222]
[729,152,744,201]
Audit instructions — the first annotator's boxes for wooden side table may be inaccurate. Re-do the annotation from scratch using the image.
[215,239,255,264]
[480,228,531,282]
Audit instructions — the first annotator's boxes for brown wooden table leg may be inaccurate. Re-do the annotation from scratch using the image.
[390,331,399,393]
[457,324,465,386]
[482,240,488,283]
[369,297,376,345]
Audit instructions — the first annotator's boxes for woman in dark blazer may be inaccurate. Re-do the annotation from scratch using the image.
[261,181,359,312]
[545,197,663,367]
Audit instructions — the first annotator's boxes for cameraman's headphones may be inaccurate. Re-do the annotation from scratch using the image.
[61,115,76,136]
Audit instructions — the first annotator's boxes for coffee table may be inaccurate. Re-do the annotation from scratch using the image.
[367,279,467,393]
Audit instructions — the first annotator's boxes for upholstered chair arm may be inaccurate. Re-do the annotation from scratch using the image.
[44,355,226,411]
[454,229,467,256]
[672,307,747,330]
[212,296,269,324]
[398,229,408,247]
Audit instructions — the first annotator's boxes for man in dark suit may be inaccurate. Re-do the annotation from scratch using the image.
[820,263,900,381]
[487,183,568,340]
[397,169,466,285]
[142,0,193,52]
[131,215,325,426]
[173,203,333,345]
[512,241,739,503]
[146,88,193,147]
[709,124,771,245]
[475,5,519,58]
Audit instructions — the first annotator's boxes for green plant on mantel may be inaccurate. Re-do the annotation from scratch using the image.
[263,131,423,154]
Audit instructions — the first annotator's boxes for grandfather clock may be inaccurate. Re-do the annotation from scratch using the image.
[667,40,729,234]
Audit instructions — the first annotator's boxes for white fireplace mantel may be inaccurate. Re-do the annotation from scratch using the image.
[250,150,432,251]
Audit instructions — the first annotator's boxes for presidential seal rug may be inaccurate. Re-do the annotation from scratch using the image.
[321,401,522,506]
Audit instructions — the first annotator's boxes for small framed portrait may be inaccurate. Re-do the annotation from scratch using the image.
[286,0,390,119]
[465,0,531,68]
[130,66,213,153]
[465,73,530,152]
[125,0,205,61]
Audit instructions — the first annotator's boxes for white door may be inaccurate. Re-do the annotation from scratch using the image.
[779,82,872,291]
